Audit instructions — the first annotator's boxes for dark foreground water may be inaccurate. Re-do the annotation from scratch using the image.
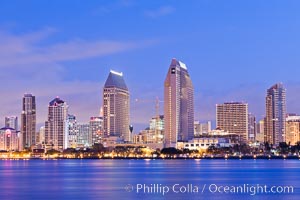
[0,159,299,200]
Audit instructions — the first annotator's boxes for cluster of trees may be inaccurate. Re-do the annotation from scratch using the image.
[45,143,106,156]
[159,142,300,157]
[43,141,300,157]
[277,142,300,155]
[207,142,300,155]
[53,144,151,157]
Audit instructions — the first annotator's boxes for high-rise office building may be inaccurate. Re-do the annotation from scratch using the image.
[248,113,256,142]
[21,94,36,149]
[45,97,68,151]
[285,115,300,145]
[256,119,265,143]
[5,116,18,130]
[216,102,248,142]
[77,123,90,147]
[89,117,103,145]
[164,58,194,147]
[265,83,286,145]
[65,114,78,149]
[103,70,130,142]
[39,126,45,145]
[149,115,165,144]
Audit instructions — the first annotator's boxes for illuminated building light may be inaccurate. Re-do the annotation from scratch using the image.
[110,70,123,76]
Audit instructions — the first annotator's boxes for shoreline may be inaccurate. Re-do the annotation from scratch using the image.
[1,155,300,160]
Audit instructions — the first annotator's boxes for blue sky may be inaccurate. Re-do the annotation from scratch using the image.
[1,0,300,131]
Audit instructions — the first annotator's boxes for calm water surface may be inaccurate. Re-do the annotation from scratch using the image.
[0,159,299,200]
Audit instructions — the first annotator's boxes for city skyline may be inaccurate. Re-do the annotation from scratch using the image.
[2,1,300,131]
[0,70,295,132]
[1,2,300,200]
[0,68,295,135]
[1,72,293,150]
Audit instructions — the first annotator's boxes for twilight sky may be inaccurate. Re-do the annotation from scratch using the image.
[1,0,300,132]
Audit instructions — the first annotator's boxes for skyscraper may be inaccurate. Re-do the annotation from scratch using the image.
[103,70,130,142]
[164,58,194,148]
[256,119,265,143]
[248,113,256,142]
[45,97,68,151]
[5,116,18,130]
[265,83,286,145]
[77,123,90,147]
[65,114,78,149]
[89,117,103,145]
[216,102,248,142]
[39,126,45,146]
[21,94,36,149]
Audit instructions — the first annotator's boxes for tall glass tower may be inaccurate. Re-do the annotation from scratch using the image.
[21,94,36,150]
[265,83,286,145]
[103,70,130,142]
[164,58,194,148]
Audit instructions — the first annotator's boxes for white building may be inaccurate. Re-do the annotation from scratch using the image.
[0,127,20,151]
[45,97,68,151]
[178,137,233,151]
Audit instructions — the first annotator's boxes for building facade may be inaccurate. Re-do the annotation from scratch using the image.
[45,97,68,151]
[194,121,212,136]
[248,113,256,142]
[65,114,78,149]
[0,127,20,151]
[89,117,103,145]
[103,70,130,142]
[255,119,265,143]
[21,93,36,150]
[133,115,164,145]
[265,83,286,145]
[178,137,234,151]
[39,126,45,146]
[216,102,248,142]
[164,58,194,148]
[77,123,90,147]
[5,116,18,131]
[285,115,300,145]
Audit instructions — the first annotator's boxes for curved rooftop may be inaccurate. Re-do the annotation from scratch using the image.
[0,127,16,131]
[49,97,65,106]
[104,70,128,90]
